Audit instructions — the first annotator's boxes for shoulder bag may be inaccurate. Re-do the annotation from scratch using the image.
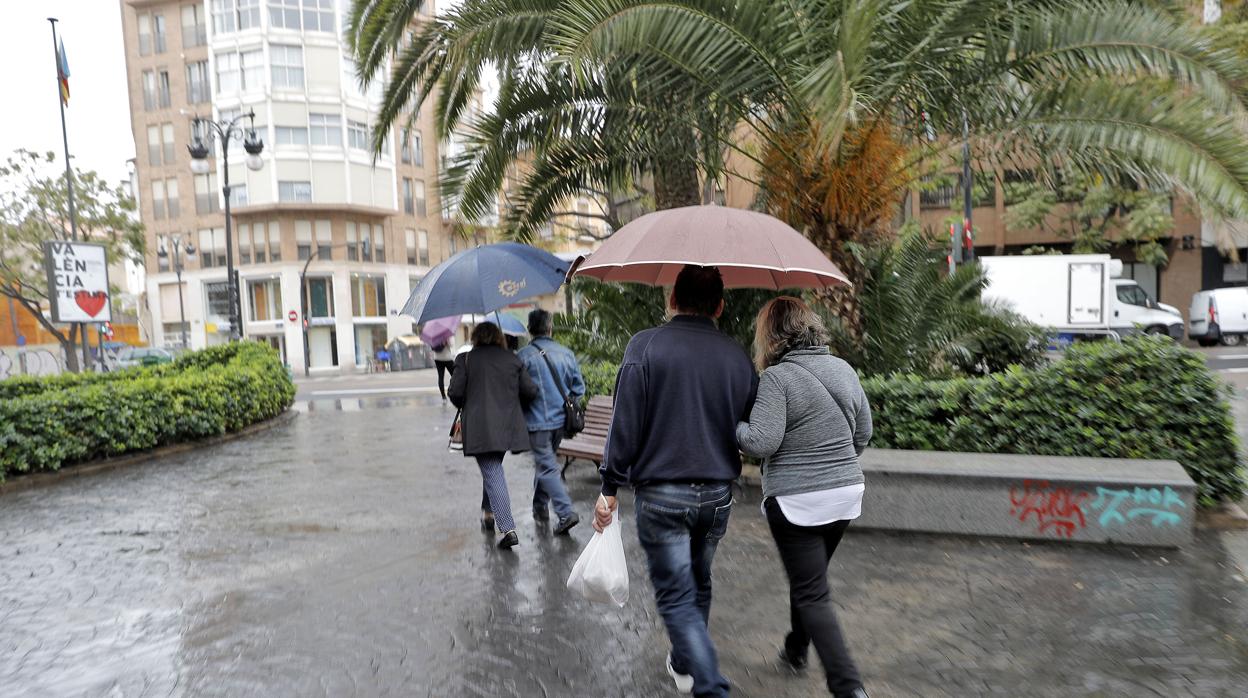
[537,341,585,436]
[448,354,467,451]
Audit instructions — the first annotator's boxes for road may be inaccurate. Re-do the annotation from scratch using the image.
[295,367,443,401]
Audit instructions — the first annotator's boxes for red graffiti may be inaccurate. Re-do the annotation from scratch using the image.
[1009,479,1090,538]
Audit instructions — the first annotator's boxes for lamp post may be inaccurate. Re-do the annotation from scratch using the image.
[187,110,264,342]
[298,241,357,376]
[157,234,196,349]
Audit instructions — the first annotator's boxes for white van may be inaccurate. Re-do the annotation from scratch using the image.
[1189,287,1248,346]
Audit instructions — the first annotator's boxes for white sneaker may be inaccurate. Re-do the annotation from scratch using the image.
[666,653,693,694]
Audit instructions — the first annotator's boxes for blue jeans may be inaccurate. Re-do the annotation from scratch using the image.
[634,482,733,698]
[530,429,574,520]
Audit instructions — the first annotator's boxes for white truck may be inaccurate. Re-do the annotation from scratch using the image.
[981,254,1184,343]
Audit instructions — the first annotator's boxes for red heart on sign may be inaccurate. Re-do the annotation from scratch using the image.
[74,291,107,318]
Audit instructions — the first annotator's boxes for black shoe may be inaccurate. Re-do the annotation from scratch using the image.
[778,646,807,671]
[844,689,868,698]
[481,512,495,531]
[498,530,519,549]
[532,506,550,522]
[553,513,580,535]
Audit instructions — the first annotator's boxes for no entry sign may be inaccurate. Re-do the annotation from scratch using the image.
[288,310,298,322]
[43,241,112,323]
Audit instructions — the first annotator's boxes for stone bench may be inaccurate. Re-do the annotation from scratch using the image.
[849,449,1196,548]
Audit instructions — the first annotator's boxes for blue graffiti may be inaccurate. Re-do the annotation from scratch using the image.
[1090,486,1185,528]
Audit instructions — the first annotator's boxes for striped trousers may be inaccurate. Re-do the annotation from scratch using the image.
[476,452,515,533]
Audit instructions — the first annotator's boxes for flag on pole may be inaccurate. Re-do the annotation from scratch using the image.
[56,38,70,106]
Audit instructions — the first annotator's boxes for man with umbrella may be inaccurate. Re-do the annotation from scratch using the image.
[516,308,585,534]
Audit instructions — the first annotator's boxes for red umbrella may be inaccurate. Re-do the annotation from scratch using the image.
[569,205,850,289]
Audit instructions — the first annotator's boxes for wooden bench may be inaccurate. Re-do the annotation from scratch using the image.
[558,395,613,479]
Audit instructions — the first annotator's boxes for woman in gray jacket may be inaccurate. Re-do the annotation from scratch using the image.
[736,296,871,698]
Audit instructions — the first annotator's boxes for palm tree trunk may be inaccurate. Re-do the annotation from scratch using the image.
[652,122,701,210]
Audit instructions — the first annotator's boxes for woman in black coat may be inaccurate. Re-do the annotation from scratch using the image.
[448,321,538,549]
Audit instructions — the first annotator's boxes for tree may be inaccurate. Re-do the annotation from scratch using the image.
[351,0,1248,340]
[826,223,1047,377]
[0,150,144,372]
[1005,175,1175,266]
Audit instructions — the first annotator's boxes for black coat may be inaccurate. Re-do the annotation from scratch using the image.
[448,345,539,456]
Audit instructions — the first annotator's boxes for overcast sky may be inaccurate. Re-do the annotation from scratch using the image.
[0,1,134,189]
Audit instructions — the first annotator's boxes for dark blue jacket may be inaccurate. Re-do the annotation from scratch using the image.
[600,315,758,496]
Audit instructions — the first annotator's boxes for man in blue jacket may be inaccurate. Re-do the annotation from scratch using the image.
[594,265,758,697]
[518,309,585,534]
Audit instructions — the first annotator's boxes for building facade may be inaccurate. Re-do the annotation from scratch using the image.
[120,0,448,374]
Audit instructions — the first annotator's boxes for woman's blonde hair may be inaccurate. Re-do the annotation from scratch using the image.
[753,296,829,370]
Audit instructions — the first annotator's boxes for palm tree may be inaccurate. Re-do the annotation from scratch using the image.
[350,1,1248,333]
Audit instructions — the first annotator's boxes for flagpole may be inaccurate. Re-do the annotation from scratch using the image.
[48,17,89,371]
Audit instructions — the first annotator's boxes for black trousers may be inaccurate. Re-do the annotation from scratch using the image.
[764,497,862,697]
[434,360,455,399]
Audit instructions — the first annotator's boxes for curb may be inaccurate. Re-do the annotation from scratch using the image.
[0,409,299,497]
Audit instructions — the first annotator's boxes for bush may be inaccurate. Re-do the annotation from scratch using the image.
[0,342,295,480]
[581,362,619,399]
[580,338,1245,503]
[866,337,1244,504]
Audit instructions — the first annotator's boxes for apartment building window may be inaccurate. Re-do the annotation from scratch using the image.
[241,49,263,90]
[195,173,219,214]
[267,220,281,261]
[151,179,166,219]
[166,178,180,218]
[348,120,369,150]
[153,14,167,53]
[350,275,387,317]
[248,221,275,263]
[402,178,414,215]
[274,125,309,146]
[191,119,215,156]
[269,0,334,31]
[229,184,248,207]
[182,5,207,47]
[186,61,210,104]
[248,278,281,321]
[373,224,386,262]
[305,277,333,317]
[215,49,262,94]
[346,222,363,261]
[138,14,153,56]
[295,220,312,260]
[157,70,171,108]
[400,131,412,164]
[162,123,175,163]
[405,229,416,264]
[309,113,342,146]
[147,125,162,166]
[411,130,423,166]
[198,228,226,268]
[156,235,171,272]
[216,52,238,93]
[213,0,259,33]
[142,70,157,110]
[418,230,429,266]
[316,220,332,260]
[204,281,232,320]
[212,0,235,33]
[414,180,426,216]
[279,181,312,202]
[238,223,252,264]
[270,44,304,89]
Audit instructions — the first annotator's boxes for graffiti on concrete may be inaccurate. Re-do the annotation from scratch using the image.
[1089,486,1186,528]
[1008,479,1090,538]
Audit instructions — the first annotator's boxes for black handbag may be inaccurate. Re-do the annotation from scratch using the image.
[537,342,585,436]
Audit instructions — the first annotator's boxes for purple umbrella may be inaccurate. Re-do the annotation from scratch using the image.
[420,315,461,347]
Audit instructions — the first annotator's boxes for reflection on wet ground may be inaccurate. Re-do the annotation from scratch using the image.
[2,396,1248,696]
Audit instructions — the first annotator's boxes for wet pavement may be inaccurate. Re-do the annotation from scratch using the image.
[3,395,1248,697]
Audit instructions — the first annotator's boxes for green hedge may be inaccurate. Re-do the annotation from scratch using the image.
[0,342,295,480]
[581,362,619,401]
[580,338,1245,503]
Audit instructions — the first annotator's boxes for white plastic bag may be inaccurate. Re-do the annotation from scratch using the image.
[567,502,629,606]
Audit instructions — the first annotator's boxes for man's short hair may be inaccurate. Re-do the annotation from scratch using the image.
[672,265,724,316]
[528,308,553,337]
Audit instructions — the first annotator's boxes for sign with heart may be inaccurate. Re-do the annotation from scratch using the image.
[43,241,112,323]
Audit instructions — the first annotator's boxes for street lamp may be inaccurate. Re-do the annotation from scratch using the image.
[298,240,360,376]
[187,109,264,341]
[157,234,196,350]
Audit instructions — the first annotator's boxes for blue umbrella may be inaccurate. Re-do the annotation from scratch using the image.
[400,243,569,324]
[492,313,528,336]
